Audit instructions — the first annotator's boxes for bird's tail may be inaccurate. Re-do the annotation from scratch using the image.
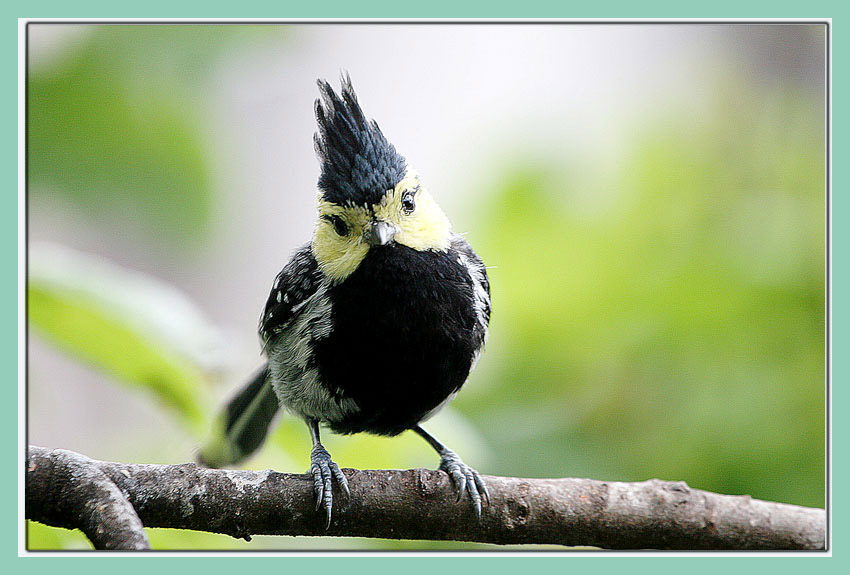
[196,364,280,468]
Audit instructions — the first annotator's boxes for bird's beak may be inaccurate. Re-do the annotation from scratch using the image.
[365,220,396,247]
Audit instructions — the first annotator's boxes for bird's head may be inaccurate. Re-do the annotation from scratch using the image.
[310,75,451,283]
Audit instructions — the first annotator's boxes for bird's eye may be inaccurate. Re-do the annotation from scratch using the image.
[401,191,416,214]
[326,215,348,236]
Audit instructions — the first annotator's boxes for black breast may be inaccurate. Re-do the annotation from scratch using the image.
[315,244,478,436]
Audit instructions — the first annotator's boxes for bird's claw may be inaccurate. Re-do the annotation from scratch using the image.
[309,443,348,529]
[439,449,490,518]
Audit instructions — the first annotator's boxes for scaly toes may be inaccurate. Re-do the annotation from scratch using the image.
[439,450,489,518]
[331,460,350,497]
[309,443,346,529]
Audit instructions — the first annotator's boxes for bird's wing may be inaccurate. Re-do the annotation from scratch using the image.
[259,242,323,346]
[451,234,491,353]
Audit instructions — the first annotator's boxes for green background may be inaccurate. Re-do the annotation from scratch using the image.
[11,4,839,570]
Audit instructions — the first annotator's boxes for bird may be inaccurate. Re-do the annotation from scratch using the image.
[198,74,491,528]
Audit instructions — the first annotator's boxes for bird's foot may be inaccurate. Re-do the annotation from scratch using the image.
[309,443,349,529]
[438,449,490,518]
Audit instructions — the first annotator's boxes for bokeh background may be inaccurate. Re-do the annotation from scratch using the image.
[26,23,826,550]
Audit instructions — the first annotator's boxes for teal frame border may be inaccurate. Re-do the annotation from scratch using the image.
[10,4,839,571]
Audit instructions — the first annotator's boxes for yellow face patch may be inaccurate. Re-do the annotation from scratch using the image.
[311,171,452,282]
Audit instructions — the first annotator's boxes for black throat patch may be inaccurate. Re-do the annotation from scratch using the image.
[314,75,407,206]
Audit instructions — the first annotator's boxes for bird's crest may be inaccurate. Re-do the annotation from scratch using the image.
[314,74,407,206]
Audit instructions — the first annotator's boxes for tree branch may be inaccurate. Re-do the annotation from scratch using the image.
[26,447,150,549]
[26,445,825,550]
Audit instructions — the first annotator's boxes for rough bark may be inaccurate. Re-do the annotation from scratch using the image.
[26,447,149,550]
[26,446,826,551]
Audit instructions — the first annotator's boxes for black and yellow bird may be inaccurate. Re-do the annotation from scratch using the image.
[199,74,491,527]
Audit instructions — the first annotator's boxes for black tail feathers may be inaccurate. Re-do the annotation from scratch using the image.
[197,364,280,468]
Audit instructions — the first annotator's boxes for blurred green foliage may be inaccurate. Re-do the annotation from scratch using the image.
[27,244,224,432]
[461,86,825,510]
[27,26,825,549]
[28,25,282,243]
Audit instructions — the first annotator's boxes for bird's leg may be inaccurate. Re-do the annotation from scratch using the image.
[413,425,490,518]
[306,418,349,529]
